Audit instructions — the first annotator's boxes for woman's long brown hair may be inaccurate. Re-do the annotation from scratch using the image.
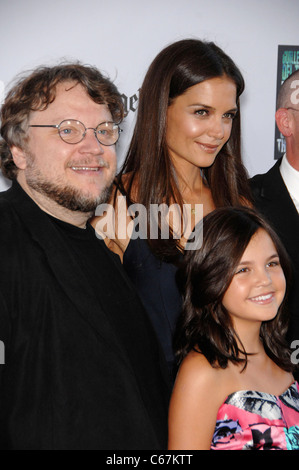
[116,39,252,261]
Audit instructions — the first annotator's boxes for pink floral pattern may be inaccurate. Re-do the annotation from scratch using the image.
[211,382,299,450]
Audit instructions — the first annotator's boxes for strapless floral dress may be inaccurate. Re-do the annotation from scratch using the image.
[211,381,299,450]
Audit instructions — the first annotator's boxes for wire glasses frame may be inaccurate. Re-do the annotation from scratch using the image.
[29,119,122,146]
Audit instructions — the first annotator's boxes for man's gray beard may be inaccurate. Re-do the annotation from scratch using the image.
[25,164,113,212]
[23,147,114,212]
[27,176,114,212]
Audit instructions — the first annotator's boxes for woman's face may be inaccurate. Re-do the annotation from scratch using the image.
[166,76,237,175]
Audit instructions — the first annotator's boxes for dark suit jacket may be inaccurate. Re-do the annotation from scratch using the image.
[250,159,299,345]
[0,181,170,450]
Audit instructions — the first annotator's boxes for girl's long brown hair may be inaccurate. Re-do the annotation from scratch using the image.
[175,206,294,373]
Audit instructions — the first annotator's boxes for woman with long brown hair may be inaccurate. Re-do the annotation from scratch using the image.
[92,38,251,379]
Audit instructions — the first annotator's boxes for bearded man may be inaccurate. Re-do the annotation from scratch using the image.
[0,63,169,450]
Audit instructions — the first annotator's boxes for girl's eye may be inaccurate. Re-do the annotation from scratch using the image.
[235,267,249,275]
[267,261,280,268]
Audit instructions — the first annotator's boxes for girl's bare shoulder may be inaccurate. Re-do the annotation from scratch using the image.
[175,351,220,391]
[174,350,235,404]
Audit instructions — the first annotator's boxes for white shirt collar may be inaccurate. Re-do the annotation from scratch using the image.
[280,154,299,213]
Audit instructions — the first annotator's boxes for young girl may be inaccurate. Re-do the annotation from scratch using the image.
[168,207,299,450]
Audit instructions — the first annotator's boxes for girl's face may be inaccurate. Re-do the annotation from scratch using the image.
[166,76,237,175]
[222,229,286,328]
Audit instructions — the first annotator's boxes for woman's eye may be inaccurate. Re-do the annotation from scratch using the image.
[223,112,236,120]
[195,109,208,116]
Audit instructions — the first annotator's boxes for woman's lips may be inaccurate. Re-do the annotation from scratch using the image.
[197,142,219,153]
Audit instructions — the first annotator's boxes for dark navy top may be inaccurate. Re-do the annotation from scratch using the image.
[123,237,182,380]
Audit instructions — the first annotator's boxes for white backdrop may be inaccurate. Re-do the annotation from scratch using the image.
[0,0,298,192]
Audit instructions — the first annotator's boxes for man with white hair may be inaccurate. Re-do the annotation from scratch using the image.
[251,69,299,351]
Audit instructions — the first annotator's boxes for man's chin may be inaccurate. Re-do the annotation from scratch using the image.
[27,178,114,213]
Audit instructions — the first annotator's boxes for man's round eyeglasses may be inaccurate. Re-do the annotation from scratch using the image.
[29,119,122,146]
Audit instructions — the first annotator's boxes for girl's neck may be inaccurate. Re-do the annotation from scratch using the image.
[233,320,264,356]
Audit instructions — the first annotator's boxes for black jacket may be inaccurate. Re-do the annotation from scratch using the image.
[0,181,170,449]
[250,159,299,345]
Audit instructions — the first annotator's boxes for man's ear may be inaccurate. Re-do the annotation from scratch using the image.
[10,145,27,170]
[275,108,293,137]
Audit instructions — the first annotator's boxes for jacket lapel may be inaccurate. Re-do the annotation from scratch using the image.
[255,160,299,251]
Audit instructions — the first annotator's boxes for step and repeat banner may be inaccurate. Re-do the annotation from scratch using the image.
[0,0,299,191]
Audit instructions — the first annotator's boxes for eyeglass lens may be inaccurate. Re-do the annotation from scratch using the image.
[58,120,120,145]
